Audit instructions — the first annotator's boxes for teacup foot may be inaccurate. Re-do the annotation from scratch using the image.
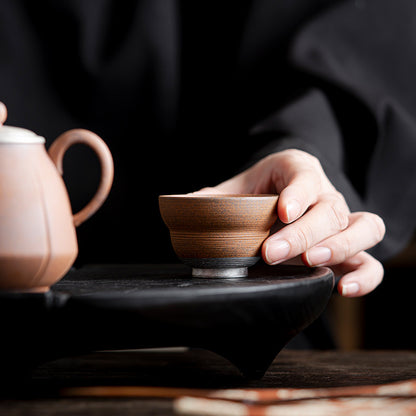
[183,256,260,279]
[192,267,248,278]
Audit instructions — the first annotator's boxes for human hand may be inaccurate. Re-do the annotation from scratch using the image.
[0,102,7,125]
[197,149,385,297]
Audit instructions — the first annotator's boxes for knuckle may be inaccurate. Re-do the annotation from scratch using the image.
[326,198,350,231]
[370,213,386,243]
[333,190,348,206]
[275,150,305,172]
[367,254,385,286]
[375,258,385,283]
[332,235,353,264]
[279,148,307,160]
[344,253,384,295]
[306,153,321,169]
[279,149,320,167]
[359,212,386,244]
[292,225,313,253]
[275,149,327,184]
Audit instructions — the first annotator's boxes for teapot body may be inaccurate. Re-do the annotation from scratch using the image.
[0,125,113,292]
[0,142,78,292]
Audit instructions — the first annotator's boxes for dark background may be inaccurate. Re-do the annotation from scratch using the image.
[0,0,415,351]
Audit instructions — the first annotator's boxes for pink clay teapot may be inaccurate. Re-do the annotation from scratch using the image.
[0,105,113,292]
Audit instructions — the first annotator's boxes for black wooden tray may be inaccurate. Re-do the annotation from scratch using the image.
[0,263,334,379]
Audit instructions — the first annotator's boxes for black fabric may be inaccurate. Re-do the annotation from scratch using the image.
[0,0,413,264]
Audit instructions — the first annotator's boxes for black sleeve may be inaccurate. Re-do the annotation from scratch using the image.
[249,0,416,262]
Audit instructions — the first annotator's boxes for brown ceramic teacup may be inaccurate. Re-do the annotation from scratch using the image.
[159,194,278,278]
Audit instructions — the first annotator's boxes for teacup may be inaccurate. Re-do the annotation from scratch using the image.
[159,194,278,277]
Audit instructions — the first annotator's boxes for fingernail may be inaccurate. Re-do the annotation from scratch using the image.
[286,200,301,222]
[341,282,360,297]
[265,240,291,265]
[305,247,332,266]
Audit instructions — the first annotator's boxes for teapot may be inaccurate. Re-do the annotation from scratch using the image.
[0,115,113,292]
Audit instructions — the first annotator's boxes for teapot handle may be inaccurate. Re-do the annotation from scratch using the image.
[48,129,114,227]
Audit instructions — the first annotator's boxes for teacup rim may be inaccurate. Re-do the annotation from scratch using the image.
[159,193,278,199]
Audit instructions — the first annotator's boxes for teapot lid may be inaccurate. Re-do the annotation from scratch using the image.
[0,125,45,144]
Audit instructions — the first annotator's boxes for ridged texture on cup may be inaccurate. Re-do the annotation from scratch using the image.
[159,195,278,265]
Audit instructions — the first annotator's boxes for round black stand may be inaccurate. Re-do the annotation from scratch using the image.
[0,263,334,379]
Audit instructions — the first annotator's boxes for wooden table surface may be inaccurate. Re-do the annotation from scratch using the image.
[1,348,416,415]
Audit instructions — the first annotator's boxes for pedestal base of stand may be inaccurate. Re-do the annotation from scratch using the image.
[0,264,334,380]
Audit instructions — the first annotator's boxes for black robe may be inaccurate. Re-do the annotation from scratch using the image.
[0,0,413,265]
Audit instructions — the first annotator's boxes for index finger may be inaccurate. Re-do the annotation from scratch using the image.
[270,150,332,223]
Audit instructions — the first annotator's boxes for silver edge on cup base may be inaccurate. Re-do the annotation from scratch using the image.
[192,267,248,278]
[181,257,260,279]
